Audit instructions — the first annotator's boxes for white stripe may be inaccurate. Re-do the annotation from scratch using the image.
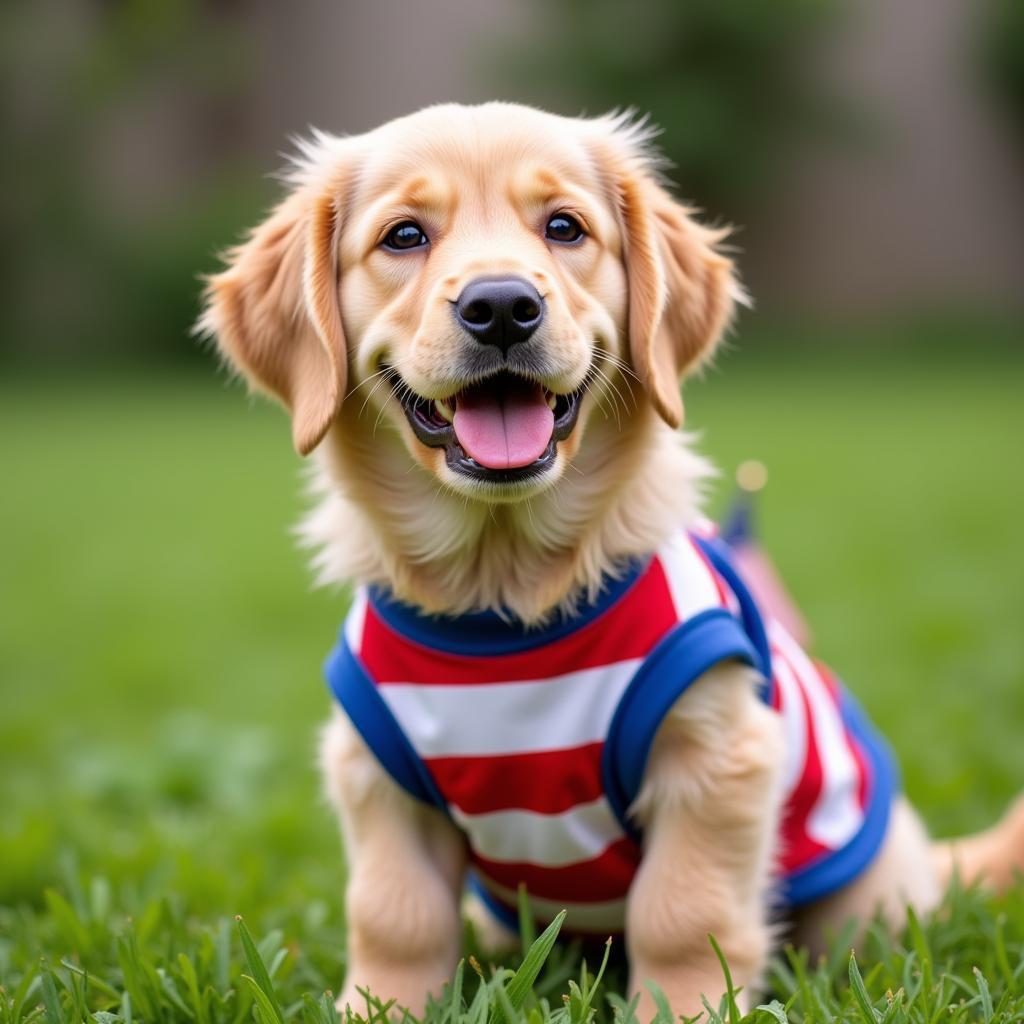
[771,646,808,797]
[657,533,723,622]
[344,589,368,654]
[773,629,863,849]
[378,659,641,757]
[481,879,627,934]
[453,797,625,868]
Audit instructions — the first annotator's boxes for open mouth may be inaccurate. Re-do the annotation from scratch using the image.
[390,370,586,483]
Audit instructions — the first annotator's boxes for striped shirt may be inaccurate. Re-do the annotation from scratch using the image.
[325,529,895,934]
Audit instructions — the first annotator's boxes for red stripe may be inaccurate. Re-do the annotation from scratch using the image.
[816,662,872,809]
[360,559,677,685]
[472,837,640,902]
[774,646,829,873]
[426,743,605,815]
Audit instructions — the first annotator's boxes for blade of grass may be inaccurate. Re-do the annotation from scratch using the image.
[516,886,536,958]
[236,918,284,1024]
[9,966,40,1024]
[38,962,66,1024]
[906,907,933,1020]
[59,961,119,1003]
[753,1000,789,1023]
[242,976,284,1024]
[993,914,1016,996]
[644,981,673,1024]
[973,967,993,1021]
[708,933,741,1023]
[494,910,566,1024]
[848,953,881,1024]
[175,954,209,1024]
[447,960,464,1024]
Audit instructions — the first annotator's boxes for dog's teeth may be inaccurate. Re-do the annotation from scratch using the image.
[434,399,454,423]
[546,392,557,410]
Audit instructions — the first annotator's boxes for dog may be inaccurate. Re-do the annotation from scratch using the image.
[199,102,1024,1018]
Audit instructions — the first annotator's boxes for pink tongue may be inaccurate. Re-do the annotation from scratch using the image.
[453,382,555,470]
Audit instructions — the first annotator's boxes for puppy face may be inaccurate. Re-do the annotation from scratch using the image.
[339,107,629,498]
[200,103,738,505]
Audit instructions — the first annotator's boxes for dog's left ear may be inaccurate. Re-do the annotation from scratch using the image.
[198,169,348,456]
[597,126,742,429]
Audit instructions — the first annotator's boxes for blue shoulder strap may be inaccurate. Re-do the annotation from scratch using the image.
[601,534,774,838]
[693,534,773,683]
[323,639,450,814]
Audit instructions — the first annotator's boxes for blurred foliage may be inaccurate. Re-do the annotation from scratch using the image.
[980,0,1024,140]
[2,0,1020,364]
[502,0,852,220]
[0,0,271,365]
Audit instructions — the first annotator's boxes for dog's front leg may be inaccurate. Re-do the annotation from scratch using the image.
[625,664,785,1019]
[321,713,466,1016]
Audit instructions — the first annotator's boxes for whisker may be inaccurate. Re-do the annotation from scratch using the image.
[522,493,536,531]
[580,364,617,424]
[347,364,392,403]
[372,380,404,435]
[594,353,641,409]
[589,365,624,428]
[358,371,397,418]
[592,355,637,415]
[598,349,642,384]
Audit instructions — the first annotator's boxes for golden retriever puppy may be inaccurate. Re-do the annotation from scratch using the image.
[199,102,1024,1018]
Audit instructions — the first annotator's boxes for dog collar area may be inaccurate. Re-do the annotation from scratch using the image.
[366,559,649,657]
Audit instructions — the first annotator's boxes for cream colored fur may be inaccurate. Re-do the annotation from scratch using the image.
[200,102,1023,1020]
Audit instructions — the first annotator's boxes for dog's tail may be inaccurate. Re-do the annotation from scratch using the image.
[931,794,1024,892]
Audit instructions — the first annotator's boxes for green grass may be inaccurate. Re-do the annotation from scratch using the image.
[1,332,1023,1022]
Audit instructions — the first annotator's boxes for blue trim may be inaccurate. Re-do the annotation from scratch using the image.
[323,640,450,815]
[367,557,647,657]
[778,688,899,906]
[692,534,773,697]
[602,609,762,838]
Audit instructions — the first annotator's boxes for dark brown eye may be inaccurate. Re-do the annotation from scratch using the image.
[545,213,585,244]
[383,221,428,251]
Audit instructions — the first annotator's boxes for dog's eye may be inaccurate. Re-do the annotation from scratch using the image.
[383,221,429,251]
[545,213,585,244]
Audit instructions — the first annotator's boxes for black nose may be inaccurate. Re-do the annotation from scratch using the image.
[453,276,545,353]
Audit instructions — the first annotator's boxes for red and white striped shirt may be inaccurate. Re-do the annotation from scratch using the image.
[326,528,895,934]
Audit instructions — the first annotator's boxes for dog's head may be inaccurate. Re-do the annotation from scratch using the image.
[200,103,738,502]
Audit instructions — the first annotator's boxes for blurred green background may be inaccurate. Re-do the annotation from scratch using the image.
[1,0,1022,939]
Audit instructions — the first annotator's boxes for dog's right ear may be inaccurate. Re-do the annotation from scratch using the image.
[199,174,348,456]
[587,114,742,431]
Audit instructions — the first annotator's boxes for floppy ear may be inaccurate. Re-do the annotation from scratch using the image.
[607,140,740,429]
[199,179,347,455]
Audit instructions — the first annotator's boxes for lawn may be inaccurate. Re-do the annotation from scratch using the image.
[1,327,1023,1022]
